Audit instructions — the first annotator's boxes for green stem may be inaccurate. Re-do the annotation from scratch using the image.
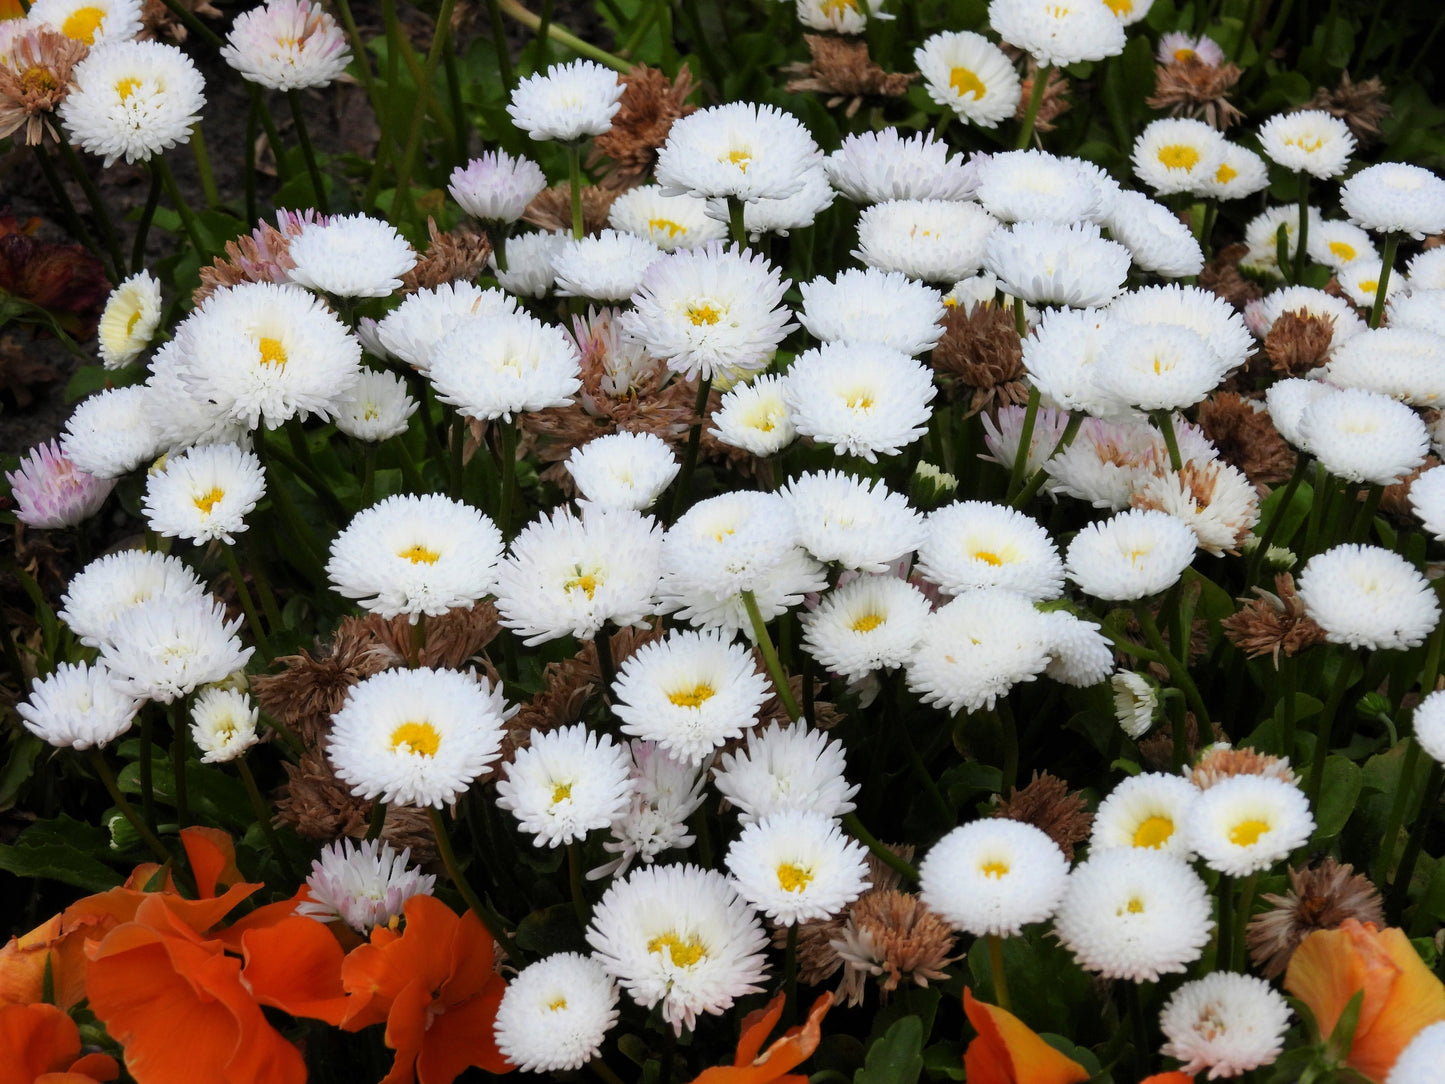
[220,543,273,665]
[1015,63,1051,149]
[988,934,1011,1011]
[245,534,285,634]
[32,145,104,269]
[1379,738,1422,886]
[1293,172,1310,284]
[1278,654,1298,761]
[449,414,466,499]
[156,0,222,45]
[1306,659,1356,806]
[286,89,329,213]
[409,611,428,669]
[87,749,171,863]
[666,376,712,524]
[170,698,190,828]
[1152,410,1183,472]
[841,812,918,884]
[132,168,162,274]
[568,840,588,926]
[566,143,585,240]
[590,1059,627,1084]
[1011,411,1081,509]
[427,806,524,961]
[188,123,221,209]
[497,0,632,72]
[365,799,388,841]
[1216,874,1234,973]
[151,155,208,258]
[391,0,460,222]
[727,195,747,246]
[236,757,299,883]
[594,629,616,701]
[1005,385,1041,500]
[1232,872,1258,972]
[333,0,383,115]
[784,921,799,1027]
[530,0,554,68]
[1247,453,1310,585]
[497,416,518,540]
[1126,981,1151,1078]
[1351,484,1384,544]
[742,589,801,722]
[53,132,124,281]
[1392,761,1444,919]
[361,442,377,507]
[482,0,517,91]
[1370,233,1399,329]
[1135,606,1211,742]
[139,711,157,835]
[1012,295,1026,337]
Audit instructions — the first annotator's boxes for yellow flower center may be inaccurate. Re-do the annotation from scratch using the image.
[648,217,687,239]
[1286,135,1325,153]
[851,612,884,633]
[257,336,288,368]
[115,77,141,101]
[551,782,573,805]
[725,149,752,172]
[1173,47,1198,62]
[547,997,567,1011]
[398,544,441,564]
[979,860,1010,878]
[1329,241,1358,262]
[389,721,441,757]
[1158,144,1201,171]
[821,0,857,13]
[668,683,715,709]
[1358,279,1378,294]
[687,302,721,325]
[776,863,814,892]
[845,390,874,412]
[647,931,707,967]
[1104,0,1133,14]
[1215,162,1238,184]
[1228,818,1271,846]
[62,5,106,42]
[192,486,225,515]
[20,66,60,95]
[949,66,986,100]
[1132,815,1175,849]
[564,572,599,599]
[1124,896,1145,914]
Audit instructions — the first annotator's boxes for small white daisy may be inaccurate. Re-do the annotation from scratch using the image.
[728,164,836,240]
[1042,609,1114,688]
[221,0,352,90]
[1296,387,1429,485]
[17,661,140,750]
[1160,972,1292,1078]
[287,214,418,298]
[654,101,822,203]
[988,0,1126,67]
[60,384,162,480]
[1338,259,1404,310]
[916,501,1063,601]
[709,374,796,456]
[97,271,161,369]
[428,311,582,422]
[1065,508,1198,601]
[1090,772,1200,859]
[712,721,859,825]
[59,550,205,648]
[494,953,621,1072]
[141,443,266,547]
[607,185,726,252]
[591,740,707,880]
[1095,322,1225,412]
[1257,109,1356,179]
[1408,248,1445,290]
[1187,774,1315,877]
[1307,218,1378,271]
[801,574,932,685]
[297,838,435,933]
[375,281,517,373]
[497,723,633,847]
[918,818,1070,938]
[1340,162,1445,240]
[985,220,1131,308]
[565,431,679,510]
[552,229,664,301]
[507,58,623,142]
[913,30,1022,129]
[29,0,141,44]
[58,39,204,165]
[905,587,1054,714]
[491,230,568,297]
[1322,327,1445,408]
[1132,117,1227,196]
[1386,289,1445,338]
[1297,543,1439,651]
[824,129,977,204]
[1409,465,1445,542]
[783,341,937,463]
[188,686,259,763]
[975,150,1114,225]
[853,198,998,284]
[797,268,946,357]
[334,369,418,442]
[1106,189,1205,279]
[1132,459,1260,557]
[449,150,548,222]
[726,809,870,926]
[1112,671,1160,739]
[1021,306,1122,417]
[99,595,253,704]
[1197,142,1271,201]
[781,470,925,574]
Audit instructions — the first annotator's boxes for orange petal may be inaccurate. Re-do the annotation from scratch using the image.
[415,978,512,1084]
[1141,1075,1195,1084]
[241,917,350,1025]
[0,916,66,1009]
[691,993,833,1084]
[962,988,1090,1084]
[733,993,787,1068]
[0,1002,82,1081]
[180,827,242,899]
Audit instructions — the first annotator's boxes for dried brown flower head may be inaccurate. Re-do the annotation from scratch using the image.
[783,35,915,117]
[1197,391,1296,487]
[758,673,842,731]
[1189,743,1298,789]
[1016,59,1071,134]
[524,182,624,237]
[1265,308,1335,375]
[1305,72,1390,147]
[931,303,1026,415]
[589,65,696,182]
[1147,56,1244,130]
[1383,456,1440,518]
[1199,242,1264,309]
[275,748,436,860]
[1138,711,1227,773]
[1221,573,1327,666]
[832,891,959,1003]
[0,217,109,337]
[194,221,298,306]
[1247,858,1384,977]
[992,771,1093,862]
[0,27,87,145]
[400,217,492,293]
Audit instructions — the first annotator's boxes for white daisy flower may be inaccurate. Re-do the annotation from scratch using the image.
[287,214,417,298]
[59,39,204,165]
[1095,323,1225,412]
[1105,190,1204,279]
[607,185,726,252]
[1157,32,1224,65]
[824,129,977,204]
[491,230,568,297]
[1265,377,1335,449]
[1257,109,1356,179]
[495,954,621,1072]
[1409,465,1445,541]
[97,271,161,369]
[1104,0,1153,24]
[428,310,581,422]
[375,281,517,373]
[988,0,1126,66]
[1065,508,1198,600]
[1245,285,1364,351]
[1386,289,1445,338]
[1109,283,1254,375]
[1408,248,1445,290]
[975,150,1113,226]
[334,369,417,442]
[709,373,796,456]
[914,30,1022,129]
[1307,218,1378,270]
[59,384,162,480]
[143,341,253,455]
[221,0,352,90]
[620,241,794,385]
[1042,609,1114,687]
[507,58,622,142]
[1297,387,1429,485]
[1042,416,1162,509]
[1160,972,1291,1078]
[1132,118,1228,197]
[141,443,266,547]
[586,864,770,1033]
[727,809,870,925]
[905,587,1054,714]
[17,661,140,750]
[797,268,946,357]
[552,229,664,301]
[916,501,1063,601]
[188,685,259,763]
[854,198,998,284]
[1296,544,1439,651]
[591,740,707,880]
[326,493,504,621]
[1132,459,1260,557]
[1053,847,1214,982]
[1338,259,1404,310]
[920,818,1070,938]
[327,666,508,808]
[783,341,936,463]
[29,0,141,44]
[4,440,114,531]
[801,574,932,685]
[795,0,867,33]
[1197,142,1271,201]
[1187,774,1315,877]
[497,723,633,848]
[1090,772,1200,858]
[59,550,205,648]
[1323,327,1445,408]
[611,627,771,765]
[654,101,822,203]
[985,220,1131,308]
[660,490,802,600]
[1386,1020,1445,1084]
[712,721,859,825]
[665,549,828,639]
[297,838,435,933]
[1021,307,1122,417]
[99,595,253,704]
[564,431,679,511]
[1340,162,1445,240]
[1112,671,1160,739]
[449,150,547,223]
[781,470,925,574]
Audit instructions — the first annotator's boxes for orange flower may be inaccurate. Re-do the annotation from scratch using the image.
[0,1001,119,1084]
[1141,1075,1194,1084]
[339,894,511,1084]
[1284,918,1445,1082]
[963,989,1090,1084]
[691,992,833,1084]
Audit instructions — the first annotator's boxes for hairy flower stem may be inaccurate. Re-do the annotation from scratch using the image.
[1246,452,1311,585]
[54,134,124,281]
[594,629,616,702]
[1231,871,1258,972]
[988,934,1011,1011]
[87,749,171,863]
[728,196,747,246]
[171,698,191,828]
[842,812,919,884]
[1369,232,1400,329]
[139,711,158,834]
[188,122,221,209]
[152,154,208,259]
[1306,658,1356,806]
[427,805,524,961]
[1152,410,1184,472]
[1293,172,1310,284]
[132,169,162,274]
[1006,386,1041,500]
[236,757,299,883]
[391,0,459,221]
[32,145,104,270]
[666,375,712,524]
[566,142,585,240]
[1012,411,1082,509]
[590,1059,627,1084]
[1378,738,1422,886]
[742,589,801,721]
[482,0,516,90]
[497,416,519,540]
[1134,604,1211,767]
[221,543,272,664]
[286,89,329,213]
[409,612,428,669]
[1015,62,1051,149]
[568,841,588,925]
[365,799,388,841]
[784,921,799,1026]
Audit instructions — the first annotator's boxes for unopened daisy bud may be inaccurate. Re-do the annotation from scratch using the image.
[1187,774,1315,877]
[449,150,548,223]
[1111,671,1160,739]
[727,809,870,926]
[142,443,266,546]
[59,40,205,166]
[17,660,140,750]
[221,0,352,91]
[1160,972,1291,1077]
[287,214,418,298]
[5,440,115,530]
[97,271,161,369]
[920,819,1070,938]
[508,59,623,143]
[298,838,436,933]
[1257,109,1356,179]
[909,462,958,509]
[495,953,621,1072]
[189,686,259,763]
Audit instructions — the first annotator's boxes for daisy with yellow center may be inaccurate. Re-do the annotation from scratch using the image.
[97,271,162,370]
[494,954,621,1073]
[726,809,869,926]
[1188,774,1316,877]
[1132,117,1228,196]
[919,819,1071,938]
[29,0,142,46]
[141,443,266,547]
[496,724,633,848]
[1090,772,1201,859]
[913,31,1021,128]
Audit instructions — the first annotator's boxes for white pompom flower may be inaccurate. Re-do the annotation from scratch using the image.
[17,661,140,750]
[985,220,1131,308]
[507,58,623,143]
[919,819,1070,938]
[97,271,161,369]
[654,101,822,203]
[916,501,1063,601]
[287,214,418,298]
[800,574,932,685]
[494,954,620,1073]
[824,129,977,204]
[854,198,998,284]
[449,150,547,223]
[712,721,859,825]
[1257,109,1356,179]
[297,838,435,933]
[781,470,925,574]
[188,686,259,763]
[1296,544,1439,652]
[59,40,204,166]
[1065,509,1198,601]
[565,431,679,510]
[1090,772,1200,859]
[726,809,870,926]
[141,443,266,547]
[1160,972,1292,1078]
[796,268,946,356]
[1186,774,1316,877]
[783,341,936,463]
[905,587,1054,714]
[914,30,1022,129]
[428,311,582,422]
[221,0,352,90]
[496,723,634,848]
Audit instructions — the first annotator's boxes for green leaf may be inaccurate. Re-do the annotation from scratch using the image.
[921,1042,966,1081]
[0,814,125,892]
[1313,756,1363,842]
[855,1016,923,1084]
[867,986,939,1048]
[1325,990,1364,1062]
[0,732,44,812]
[514,902,587,955]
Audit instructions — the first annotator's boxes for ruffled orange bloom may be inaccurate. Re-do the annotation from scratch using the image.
[1285,918,1445,1082]
[0,1001,119,1084]
[963,989,1090,1084]
[339,894,511,1084]
[1141,1075,1194,1083]
[691,991,833,1084]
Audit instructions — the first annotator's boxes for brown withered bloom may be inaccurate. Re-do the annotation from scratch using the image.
[783,35,915,117]
[588,64,696,182]
[1305,72,1390,147]
[931,302,1026,415]
[524,182,624,237]
[359,603,502,672]
[253,619,391,744]
[1381,455,1440,518]
[1199,242,1264,309]
[1222,573,1328,666]
[400,217,492,293]
[1265,308,1335,375]
[832,891,959,1003]
[758,672,842,731]
[1147,56,1243,130]
[1016,59,1071,134]
[1247,858,1384,978]
[992,771,1093,862]
[194,220,297,305]
[1189,743,1298,789]
[275,748,436,860]
[0,27,87,146]
[1197,391,1296,487]
[1138,712,1227,773]
[0,217,109,337]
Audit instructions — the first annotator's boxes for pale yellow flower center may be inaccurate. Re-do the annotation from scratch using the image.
[551,781,573,805]
[851,612,884,633]
[564,572,599,599]
[979,860,1010,878]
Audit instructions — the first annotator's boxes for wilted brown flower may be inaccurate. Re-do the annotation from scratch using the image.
[400,217,492,292]
[1197,391,1296,487]
[1222,573,1327,666]
[139,0,221,42]
[1147,56,1243,130]
[0,27,87,146]
[1189,743,1298,789]
[0,217,110,337]
[1305,72,1390,146]
[253,622,390,744]
[931,302,1026,415]
[588,64,696,182]
[360,603,502,672]
[783,35,915,117]
[1138,711,1227,772]
[993,771,1093,862]
[1247,858,1384,978]
[523,182,624,237]
[275,748,436,860]
[832,891,959,1003]
[759,673,842,731]
[1382,456,1440,518]
[1265,308,1335,374]
[1016,59,1071,134]
[194,221,297,305]
[1199,242,1264,309]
